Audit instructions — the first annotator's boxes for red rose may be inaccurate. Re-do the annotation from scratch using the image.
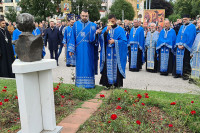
[58,83,60,85]
[111,114,117,120]
[57,85,59,89]
[169,124,173,127]
[170,102,176,105]
[141,103,145,106]
[133,104,135,107]
[0,102,2,105]
[60,95,65,98]
[4,99,9,102]
[2,89,6,92]
[100,94,105,98]
[15,96,18,99]
[124,90,127,93]
[191,101,194,104]
[191,110,196,115]
[136,120,141,125]
[145,95,149,98]
[72,88,74,90]
[4,86,7,89]
[118,98,121,101]
[137,94,142,99]
[108,121,111,123]
[61,105,63,107]
[116,106,122,109]
[54,87,58,91]
[144,93,148,96]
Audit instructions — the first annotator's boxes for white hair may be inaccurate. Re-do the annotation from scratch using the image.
[150,22,156,27]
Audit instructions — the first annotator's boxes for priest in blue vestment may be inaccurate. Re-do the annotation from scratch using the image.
[68,9,97,89]
[63,19,76,67]
[190,33,200,81]
[128,19,145,72]
[99,15,127,88]
[156,20,176,75]
[145,23,159,73]
[12,28,22,58]
[173,15,196,80]
[32,23,46,58]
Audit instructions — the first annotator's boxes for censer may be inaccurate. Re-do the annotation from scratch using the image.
[71,67,75,82]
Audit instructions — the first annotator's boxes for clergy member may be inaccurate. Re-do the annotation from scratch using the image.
[156,19,176,75]
[32,22,46,58]
[190,33,200,80]
[173,15,196,80]
[99,15,127,88]
[0,18,15,78]
[63,18,75,67]
[145,23,159,73]
[12,28,22,58]
[128,19,145,72]
[68,9,97,89]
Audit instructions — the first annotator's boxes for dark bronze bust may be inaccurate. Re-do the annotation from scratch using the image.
[14,13,43,62]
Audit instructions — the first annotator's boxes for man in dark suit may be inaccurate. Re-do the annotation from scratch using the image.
[44,21,61,66]
[57,21,65,57]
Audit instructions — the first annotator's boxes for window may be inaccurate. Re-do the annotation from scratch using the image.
[5,6,13,11]
[15,0,20,2]
[0,7,3,12]
[16,6,21,11]
[4,0,13,3]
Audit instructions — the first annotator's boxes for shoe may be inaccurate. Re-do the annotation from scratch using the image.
[182,76,189,80]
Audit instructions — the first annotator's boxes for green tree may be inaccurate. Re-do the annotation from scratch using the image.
[173,0,192,18]
[71,0,102,22]
[18,0,62,21]
[109,0,134,20]
[145,0,173,17]
[168,14,181,22]
[173,0,200,19]
[5,7,17,22]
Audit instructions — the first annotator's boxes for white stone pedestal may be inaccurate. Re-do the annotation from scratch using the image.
[12,59,62,133]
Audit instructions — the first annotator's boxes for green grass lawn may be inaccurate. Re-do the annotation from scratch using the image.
[0,79,103,133]
[77,89,200,133]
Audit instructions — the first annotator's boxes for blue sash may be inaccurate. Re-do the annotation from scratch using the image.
[160,46,169,73]
[107,29,117,84]
[176,48,185,75]
[147,47,155,69]
[75,22,91,47]
[107,47,117,84]
[191,41,200,78]
[130,44,138,69]
[191,52,200,79]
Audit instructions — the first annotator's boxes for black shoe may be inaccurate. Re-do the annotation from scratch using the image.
[173,75,180,78]
[189,78,195,84]
[182,76,189,80]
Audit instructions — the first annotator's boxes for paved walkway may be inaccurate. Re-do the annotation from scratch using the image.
[58,90,111,133]
[45,48,200,94]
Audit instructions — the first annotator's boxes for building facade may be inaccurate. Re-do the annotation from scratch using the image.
[0,0,21,20]
[100,0,144,21]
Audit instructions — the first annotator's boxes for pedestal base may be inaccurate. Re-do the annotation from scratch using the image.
[12,59,62,133]
[18,126,63,133]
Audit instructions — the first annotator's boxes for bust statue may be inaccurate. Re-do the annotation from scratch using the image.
[14,13,43,62]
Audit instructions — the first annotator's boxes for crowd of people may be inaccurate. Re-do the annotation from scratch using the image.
[0,9,200,89]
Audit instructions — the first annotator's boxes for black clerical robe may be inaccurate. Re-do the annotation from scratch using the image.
[0,28,15,78]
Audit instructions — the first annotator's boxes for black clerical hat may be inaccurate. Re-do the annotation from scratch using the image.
[182,14,190,18]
